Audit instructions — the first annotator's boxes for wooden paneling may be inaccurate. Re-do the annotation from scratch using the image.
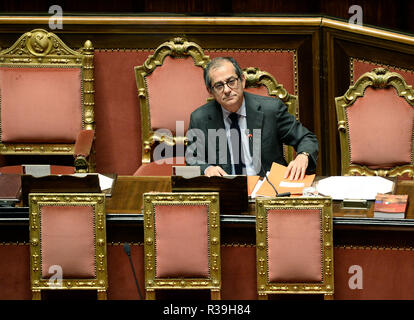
[0,1,412,34]
[0,1,412,35]
[106,176,172,213]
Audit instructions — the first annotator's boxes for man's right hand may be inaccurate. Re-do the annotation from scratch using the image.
[205,166,228,177]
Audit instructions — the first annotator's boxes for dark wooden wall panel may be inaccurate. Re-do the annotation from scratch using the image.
[1,0,412,34]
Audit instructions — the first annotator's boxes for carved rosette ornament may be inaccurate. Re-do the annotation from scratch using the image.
[27,30,53,56]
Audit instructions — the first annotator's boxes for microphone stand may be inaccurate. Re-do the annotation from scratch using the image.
[248,133,290,197]
[259,161,291,197]
[123,242,144,300]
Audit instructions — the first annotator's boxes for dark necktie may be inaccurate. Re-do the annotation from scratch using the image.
[228,112,244,175]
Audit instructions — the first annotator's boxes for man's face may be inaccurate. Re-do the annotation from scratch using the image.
[208,61,246,113]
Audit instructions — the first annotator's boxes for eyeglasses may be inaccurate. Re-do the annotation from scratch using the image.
[211,77,239,93]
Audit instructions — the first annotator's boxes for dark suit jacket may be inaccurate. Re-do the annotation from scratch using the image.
[185,92,318,176]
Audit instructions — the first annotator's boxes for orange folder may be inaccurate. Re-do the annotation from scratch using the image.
[255,162,315,197]
[247,175,260,196]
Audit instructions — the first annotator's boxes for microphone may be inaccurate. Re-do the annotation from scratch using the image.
[247,133,290,197]
[123,242,144,300]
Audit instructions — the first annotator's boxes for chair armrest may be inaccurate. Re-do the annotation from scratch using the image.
[74,130,94,157]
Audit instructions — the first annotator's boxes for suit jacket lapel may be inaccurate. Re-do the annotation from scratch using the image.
[207,102,231,172]
[244,92,264,157]
[207,101,226,131]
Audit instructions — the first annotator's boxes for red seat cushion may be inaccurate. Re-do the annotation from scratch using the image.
[267,208,322,282]
[347,87,414,168]
[133,157,185,176]
[0,165,75,175]
[41,205,95,279]
[154,204,209,278]
[0,67,83,143]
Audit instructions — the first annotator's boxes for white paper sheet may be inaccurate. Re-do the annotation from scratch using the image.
[250,179,264,199]
[279,181,305,188]
[98,174,114,191]
[23,164,51,177]
[72,173,114,191]
[316,176,394,200]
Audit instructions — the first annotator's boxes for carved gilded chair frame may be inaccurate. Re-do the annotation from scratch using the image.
[143,192,221,300]
[335,68,414,177]
[244,67,299,163]
[29,193,107,300]
[0,29,95,172]
[134,37,211,164]
[255,197,334,299]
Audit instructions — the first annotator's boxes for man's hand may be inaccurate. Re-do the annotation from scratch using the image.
[205,166,228,177]
[283,153,309,180]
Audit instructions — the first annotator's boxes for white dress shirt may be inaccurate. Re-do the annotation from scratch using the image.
[220,100,257,175]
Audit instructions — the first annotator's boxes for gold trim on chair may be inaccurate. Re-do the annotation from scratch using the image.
[134,37,211,164]
[143,192,221,300]
[255,197,334,299]
[244,66,299,163]
[335,67,414,177]
[0,29,95,172]
[29,193,107,300]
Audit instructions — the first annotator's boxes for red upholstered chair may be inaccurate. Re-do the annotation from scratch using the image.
[133,37,211,176]
[244,67,299,163]
[29,193,108,300]
[255,197,334,299]
[0,29,96,174]
[143,192,221,299]
[335,67,414,177]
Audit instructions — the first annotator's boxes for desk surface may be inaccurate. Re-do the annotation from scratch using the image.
[3,175,414,229]
[106,175,414,216]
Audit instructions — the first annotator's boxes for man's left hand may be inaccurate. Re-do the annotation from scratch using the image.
[283,153,309,180]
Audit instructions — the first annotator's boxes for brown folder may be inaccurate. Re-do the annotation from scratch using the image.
[247,175,260,196]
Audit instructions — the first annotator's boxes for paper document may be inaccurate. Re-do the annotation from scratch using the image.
[23,164,51,177]
[316,176,394,200]
[98,174,115,191]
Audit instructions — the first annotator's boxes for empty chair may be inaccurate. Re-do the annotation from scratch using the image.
[255,197,334,299]
[142,192,221,299]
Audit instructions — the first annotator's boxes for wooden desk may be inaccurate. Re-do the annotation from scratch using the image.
[2,176,414,300]
[105,176,171,214]
[105,175,414,218]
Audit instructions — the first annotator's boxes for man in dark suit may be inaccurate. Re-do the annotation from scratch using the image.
[185,57,318,180]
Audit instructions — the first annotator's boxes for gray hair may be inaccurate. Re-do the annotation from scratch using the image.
[204,57,243,89]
